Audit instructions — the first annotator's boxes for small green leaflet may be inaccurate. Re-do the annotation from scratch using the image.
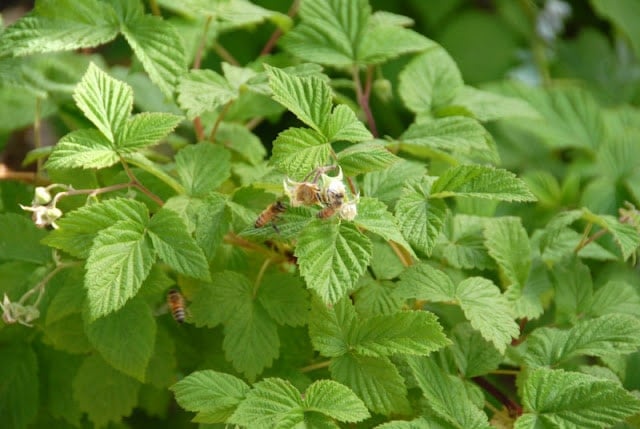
[449,85,540,122]
[484,217,531,288]
[228,378,369,428]
[84,298,157,381]
[175,144,231,197]
[520,314,640,368]
[72,355,140,428]
[431,165,537,202]
[395,176,447,256]
[171,370,250,423]
[581,208,640,260]
[398,264,519,352]
[118,112,183,152]
[515,367,640,429]
[177,69,237,119]
[337,141,400,177]
[322,104,372,143]
[270,127,331,180]
[45,129,120,170]
[450,323,502,378]
[551,256,593,324]
[295,220,372,304]
[588,280,640,317]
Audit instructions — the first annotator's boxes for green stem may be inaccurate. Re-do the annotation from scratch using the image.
[519,0,551,86]
[300,360,331,373]
[209,101,233,142]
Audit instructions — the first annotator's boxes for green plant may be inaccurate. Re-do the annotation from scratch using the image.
[2,0,640,428]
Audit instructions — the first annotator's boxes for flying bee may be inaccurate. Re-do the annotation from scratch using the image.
[317,205,339,219]
[167,289,186,324]
[255,201,287,228]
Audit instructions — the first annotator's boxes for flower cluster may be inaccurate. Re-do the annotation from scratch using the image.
[19,185,64,229]
[0,294,40,327]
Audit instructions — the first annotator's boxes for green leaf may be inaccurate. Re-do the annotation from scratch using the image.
[551,257,593,324]
[450,323,502,378]
[44,349,83,426]
[177,69,236,119]
[398,46,464,113]
[0,213,50,264]
[267,65,331,134]
[354,311,449,357]
[145,327,176,389]
[280,0,369,66]
[395,177,448,256]
[72,355,140,429]
[45,266,85,327]
[258,272,309,327]
[195,193,231,259]
[189,271,244,328]
[85,220,156,320]
[303,380,370,423]
[295,220,372,304]
[171,370,250,423]
[85,298,156,381]
[456,277,519,353]
[522,314,640,368]
[431,165,537,202]
[331,353,411,416]
[449,86,540,122]
[363,160,426,209]
[399,117,494,162]
[147,208,210,281]
[406,356,490,429]
[516,367,640,429]
[323,104,373,142]
[44,313,93,354]
[73,63,133,143]
[309,297,357,358]
[398,262,456,302]
[175,144,231,196]
[270,128,331,179]
[591,0,640,60]
[434,214,494,270]
[354,197,415,258]
[0,0,119,57]
[589,280,640,317]
[117,112,182,151]
[484,217,531,287]
[229,378,303,428]
[42,198,148,259]
[337,141,400,177]
[581,209,640,260]
[0,344,38,429]
[358,23,435,64]
[120,14,186,97]
[45,129,119,170]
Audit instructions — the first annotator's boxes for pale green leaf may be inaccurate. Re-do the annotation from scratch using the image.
[582,208,640,260]
[522,314,640,368]
[295,220,372,304]
[267,65,332,134]
[324,104,373,142]
[354,311,449,357]
[0,344,38,429]
[147,208,210,280]
[505,259,550,320]
[406,356,491,429]
[0,213,50,264]
[117,112,182,151]
[120,15,186,97]
[258,272,309,327]
[45,129,119,169]
[484,217,531,287]
[171,370,250,423]
[85,298,156,381]
[354,278,404,317]
[589,280,640,317]
[450,86,540,121]
[433,214,494,270]
[280,0,369,66]
[431,165,537,202]
[359,24,436,64]
[354,197,416,258]
[450,323,502,378]
[397,262,457,302]
[195,193,231,259]
[73,63,132,143]
[398,46,463,113]
[400,117,493,161]
[309,297,357,358]
[216,122,267,165]
[337,141,400,177]
[551,257,593,324]
[395,177,448,256]
[72,355,140,429]
[42,198,148,259]
[456,277,519,353]
[270,127,331,179]
[229,378,303,428]
[177,69,236,119]
[85,220,156,319]
[0,0,119,56]
[362,160,426,209]
[304,380,370,422]
[175,144,231,196]
[516,367,640,429]
[331,353,411,415]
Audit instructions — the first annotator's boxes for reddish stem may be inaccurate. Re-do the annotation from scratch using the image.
[260,0,301,56]
[472,376,523,418]
[352,65,379,137]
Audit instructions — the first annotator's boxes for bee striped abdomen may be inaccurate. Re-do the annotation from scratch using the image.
[255,201,287,228]
[167,289,186,323]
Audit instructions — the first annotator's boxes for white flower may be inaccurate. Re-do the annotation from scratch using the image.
[33,186,52,205]
[20,204,62,229]
[339,193,359,221]
[320,167,346,208]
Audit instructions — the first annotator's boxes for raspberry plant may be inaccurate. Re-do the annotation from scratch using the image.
[2,0,640,428]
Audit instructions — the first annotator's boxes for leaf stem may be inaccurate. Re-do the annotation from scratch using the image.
[148,0,161,16]
[214,43,240,66]
[472,376,522,417]
[388,241,413,267]
[260,0,301,56]
[209,101,233,142]
[490,369,520,376]
[300,360,331,373]
[50,182,132,207]
[19,259,80,307]
[253,258,271,298]
[352,65,379,137]
[574,222,609,253]
[120,157,165,207]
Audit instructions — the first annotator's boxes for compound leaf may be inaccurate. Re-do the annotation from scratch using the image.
[45,129,119,170]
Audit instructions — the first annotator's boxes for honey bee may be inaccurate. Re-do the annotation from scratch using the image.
[284,180,321,207]
[317,205,339,219]
[255,201,287,228]
[167,289,186,324]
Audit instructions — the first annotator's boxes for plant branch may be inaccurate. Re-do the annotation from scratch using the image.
[352,65,379,137]
[209,100,233,142]
[214,43,240,66]
[472,376,522,417]
[260,0,301,56]
[0,163,41,184]
[120,158,165,206]
[253,258,271,298]
[148,0,161,16]
[300,360,331,373]
[388,241,413,267]
[490,369,520,376]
